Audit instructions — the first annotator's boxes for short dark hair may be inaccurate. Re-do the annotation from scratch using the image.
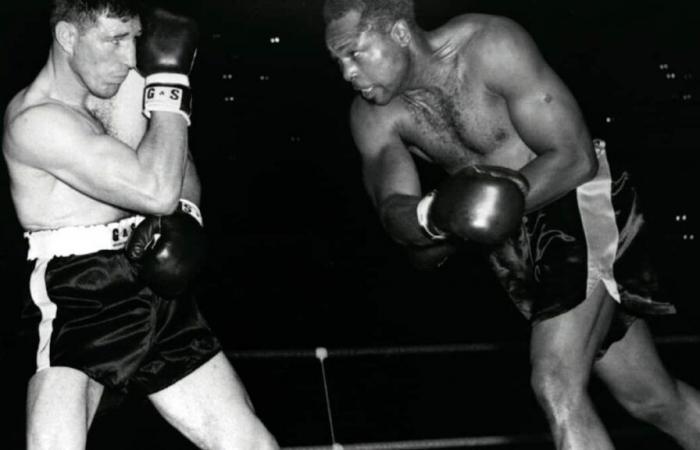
[323,0,415,31]
[50,0,140,33]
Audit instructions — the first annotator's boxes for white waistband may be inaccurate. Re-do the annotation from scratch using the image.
[24,216,145,260]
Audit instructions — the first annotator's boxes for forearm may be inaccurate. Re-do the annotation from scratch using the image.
[136,112,189,211]
[132,6,199,213]
[378,193,437,246]
[180,152,201,205]
[378,193,457,269]
[519,145,597,213]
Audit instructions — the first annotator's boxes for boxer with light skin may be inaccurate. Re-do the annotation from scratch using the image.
[324,0,700,448]
[2,1,277,448]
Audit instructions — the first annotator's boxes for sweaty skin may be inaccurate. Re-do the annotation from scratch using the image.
[327,12,596,248]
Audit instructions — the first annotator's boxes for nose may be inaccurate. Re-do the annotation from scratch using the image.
[120,38,137,69]
[341,59,358,83]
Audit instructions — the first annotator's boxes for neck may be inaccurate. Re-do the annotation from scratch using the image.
[399,29,457,97]
[45,45,90,108]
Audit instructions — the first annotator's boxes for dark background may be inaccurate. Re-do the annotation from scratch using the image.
[1,1,700,448]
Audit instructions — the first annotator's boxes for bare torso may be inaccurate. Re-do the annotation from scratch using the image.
[3,70,146,231]
[374,15,538,174]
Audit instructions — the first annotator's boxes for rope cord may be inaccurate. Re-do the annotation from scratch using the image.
[225,334,700,360]
[280,427,655,449]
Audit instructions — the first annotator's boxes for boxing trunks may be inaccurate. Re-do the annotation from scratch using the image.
[488,140,675,349]
[20,216,221,394]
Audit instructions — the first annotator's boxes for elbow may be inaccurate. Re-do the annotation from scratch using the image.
[565,145,598,188]
[141,197,179,216]
[150,194,180,216]
[579,150,599,184]
[152,198,180,216]
[140,183,180,216]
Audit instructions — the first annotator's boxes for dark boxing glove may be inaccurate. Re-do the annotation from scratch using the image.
[137,7,198,124]
[126,199,205,298]
[417,165,529,245]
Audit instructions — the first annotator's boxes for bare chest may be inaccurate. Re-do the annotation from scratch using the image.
[400,82,514,171]
[8,105,127,229]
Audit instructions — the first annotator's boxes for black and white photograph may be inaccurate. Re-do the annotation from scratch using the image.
[1,0,699,449]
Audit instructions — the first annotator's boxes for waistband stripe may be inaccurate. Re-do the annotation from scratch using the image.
[24,216,145,260]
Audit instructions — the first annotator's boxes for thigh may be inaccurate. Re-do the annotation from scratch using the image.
[86,378,105,427]
[148,352,261,446]
[27,367,102,449]
[594,319,678,399]
[531,281,617,373]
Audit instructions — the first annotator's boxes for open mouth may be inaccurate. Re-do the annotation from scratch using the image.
[359,86,374,98]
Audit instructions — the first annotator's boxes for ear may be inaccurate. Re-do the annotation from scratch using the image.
[390,20,411,47]
[55,21,78,55]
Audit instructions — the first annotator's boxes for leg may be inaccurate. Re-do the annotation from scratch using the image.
[26,367,103,450]
[530,281,616,450]
[594,319,700,449]
[148,351,279,450]
[86,377,105,428]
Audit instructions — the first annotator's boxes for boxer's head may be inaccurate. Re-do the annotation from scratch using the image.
[324,0,416,105]
[51,0,141,99]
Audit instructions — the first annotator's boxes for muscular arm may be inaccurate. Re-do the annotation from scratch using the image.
[350,97,457,266]
[181,151,201,205]
[95,70,201,206]
[351,98,425,244]
[481,18,597,212]
[6,102,188,215]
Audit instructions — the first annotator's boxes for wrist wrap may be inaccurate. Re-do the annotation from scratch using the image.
[143,73,192,125]
[416,191,447,240]
[178,198,203,226]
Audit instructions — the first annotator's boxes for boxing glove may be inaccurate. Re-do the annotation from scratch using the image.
[137,7,198,124]
[417,165,529,245]
[126,199,205,298]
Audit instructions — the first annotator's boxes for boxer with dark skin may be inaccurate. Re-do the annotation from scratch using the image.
[324,0,700,448]
[2,1,277,448]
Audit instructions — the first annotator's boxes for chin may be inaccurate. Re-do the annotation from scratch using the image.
[371,91,394,106]
[90,83,121,100]
[371,98,391,106]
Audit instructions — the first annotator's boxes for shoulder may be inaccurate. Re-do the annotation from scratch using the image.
[447,15,548,94]
[4,99,96,162]
[7,101,89,141]
[350,95,400,128]
[428,14,540,78]
[430,14,529,50]
[349,96,409,154]
[430,14,537,65]
[465,15,542,70]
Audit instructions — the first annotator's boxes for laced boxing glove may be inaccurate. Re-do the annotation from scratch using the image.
[126,200,205,298]
[417,165,529,245]
[137,7,198,124]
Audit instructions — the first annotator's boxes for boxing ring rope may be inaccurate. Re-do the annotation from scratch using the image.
[225,334,700,449]
[226,334,700,360]
[279,427,660,450]
[284,434,553,450]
